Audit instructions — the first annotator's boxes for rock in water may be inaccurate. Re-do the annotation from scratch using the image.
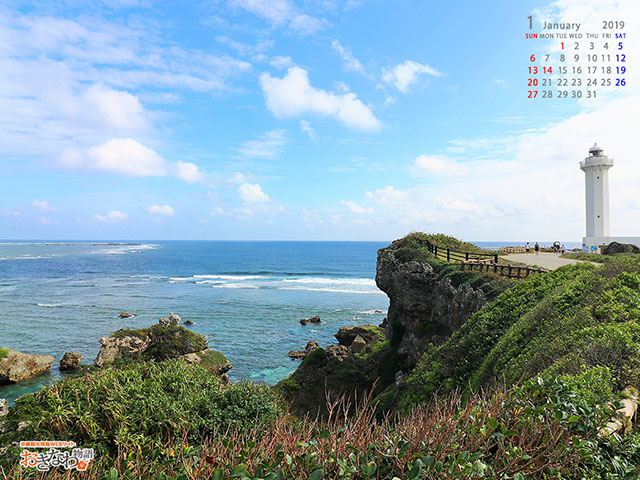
[159,312,182,326]
[288,341,321,360]
[94,322,208,366]
[300,315,321,326]
[0,398,8,417]
[95,335,150,367]
[288,350,306,360]
[183,319,195,326]
[118,312,135,318]
[0,348,54,384]
[335,325,382,346]
[59,352,82,371]
[350,335,367,353]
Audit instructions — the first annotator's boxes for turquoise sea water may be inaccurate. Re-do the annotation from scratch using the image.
[0,239,582,404]
[0,241,390,403]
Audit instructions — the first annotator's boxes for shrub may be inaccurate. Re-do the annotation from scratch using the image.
[400,258,640,410]
[0,359,279,457]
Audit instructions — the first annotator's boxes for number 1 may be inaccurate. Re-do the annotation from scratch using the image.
[528,16,532,29]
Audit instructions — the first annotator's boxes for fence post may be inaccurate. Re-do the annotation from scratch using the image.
[494,254,498,264]
[465,252,469,261]
[435,246,438,258]
[447,249,450,262]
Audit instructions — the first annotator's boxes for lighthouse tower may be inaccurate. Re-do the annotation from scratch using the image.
[580,143,613,251]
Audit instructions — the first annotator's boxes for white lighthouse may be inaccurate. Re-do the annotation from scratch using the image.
[580,143,613,249]
[580,143,640,252]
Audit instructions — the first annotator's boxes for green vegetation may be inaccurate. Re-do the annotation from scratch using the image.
[3,377,639,479]
[400,257,640,410]
[109,324,208,362]
[389,232,516,302]
[400,232,489,254]
[3,233,640,479]
[562,251,608,262]
[276,329,400,415]
[563,251,640,263]
[197,349,229,372]
[0,348,8,361]
[0,359,278,460]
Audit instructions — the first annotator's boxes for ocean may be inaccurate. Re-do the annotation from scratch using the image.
[0,239,582,404]
[0,241,389,404]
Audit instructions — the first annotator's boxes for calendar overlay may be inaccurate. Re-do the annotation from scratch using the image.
[526,18,627,99]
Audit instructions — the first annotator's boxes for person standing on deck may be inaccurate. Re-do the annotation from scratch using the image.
[534,242,540,255]
[525,242,530,254]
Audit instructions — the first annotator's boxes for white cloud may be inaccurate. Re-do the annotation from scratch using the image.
[382,60,442,93]
[37,216,54,225]
[230,0,327,35]
[87,138,168,176]
[412,155,469,177]
[227,172,248,184]
[83,84,149,131]
[60,140,213,184]
[299,120,316,139]
[260,67,380,131]
[331,40,366,75]
[270,55,293,69]
[146,205,175,216]
[231,0,293,25]
[238,183,270,203]
[238,130,288,159]
[32,200,55,212]
[340,200,373,215]
[365,186,409,205]
[288,14,327,35]
[93,210,128,223]
[173,160,205,183]
[0,10,251,160]
[211,206,233,217]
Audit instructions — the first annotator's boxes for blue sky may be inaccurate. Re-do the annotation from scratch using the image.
[1,0,638,241]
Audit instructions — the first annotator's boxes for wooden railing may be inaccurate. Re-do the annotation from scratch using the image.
[425,239,498,264]
[461,260,548,278]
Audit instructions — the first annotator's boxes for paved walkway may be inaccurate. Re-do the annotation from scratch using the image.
[501,252,588,271]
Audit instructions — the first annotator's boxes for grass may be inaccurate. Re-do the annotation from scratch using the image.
[0,348,8,361]
[562,251,640,263]
[3,377,638,479]
[197,350,229,372]
[0,359,278,459]
[400,257,640,410]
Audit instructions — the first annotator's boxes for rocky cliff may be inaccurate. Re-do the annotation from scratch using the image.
[376,238,489,368]
[278,234,507,413]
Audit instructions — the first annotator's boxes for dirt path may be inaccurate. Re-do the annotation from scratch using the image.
[501,252,590,271]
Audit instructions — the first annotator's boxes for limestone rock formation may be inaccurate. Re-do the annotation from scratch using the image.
[0,349,54,384]
[376,241,487,367]
[0,398,8,417]
[350,335,367,353]
[300,316,321,326]
[288,341,321,360]
[335,325,381,347]
[118,312,135,318]
[59,352,82,371]
[159,312,182,326]
[95,335,150,367]
[95,315,208,366]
